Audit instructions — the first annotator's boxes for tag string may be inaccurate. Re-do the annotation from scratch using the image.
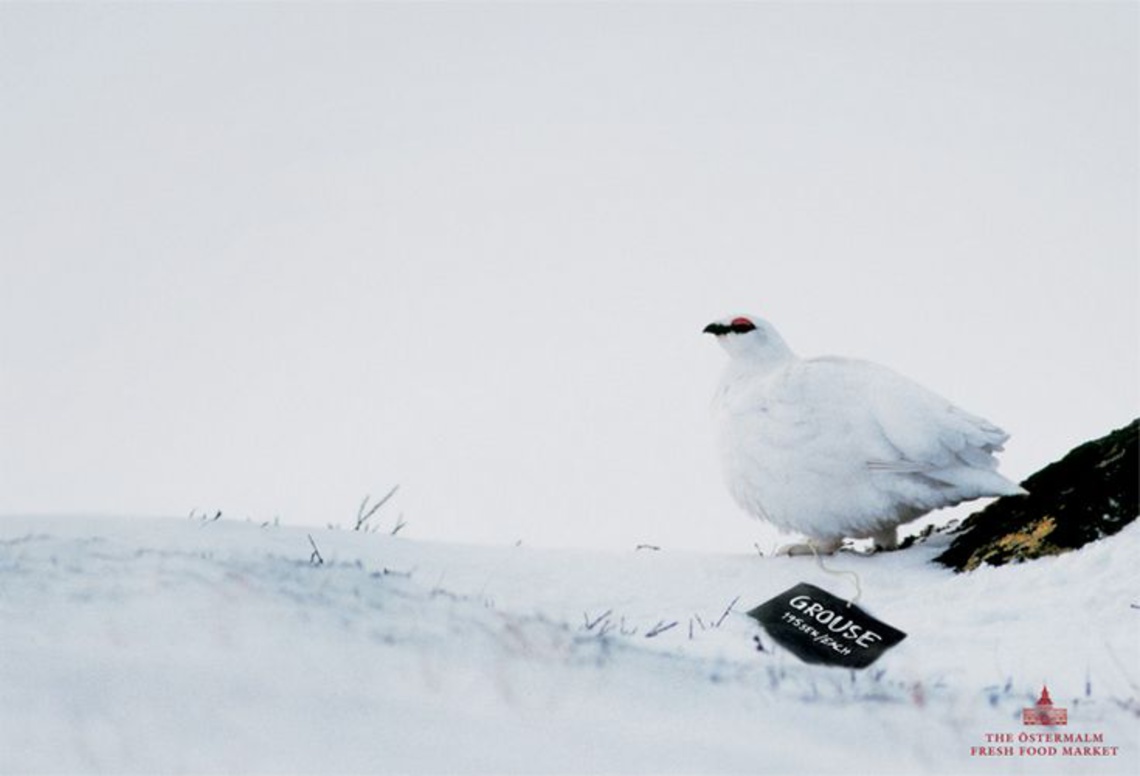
[807,540,863,608]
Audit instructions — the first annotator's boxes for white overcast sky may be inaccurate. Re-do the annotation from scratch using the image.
[2,1,1136,552]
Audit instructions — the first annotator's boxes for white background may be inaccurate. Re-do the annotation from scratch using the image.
[2,1,1136,551]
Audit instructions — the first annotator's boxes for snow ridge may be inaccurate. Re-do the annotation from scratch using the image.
[1,516,1136,774]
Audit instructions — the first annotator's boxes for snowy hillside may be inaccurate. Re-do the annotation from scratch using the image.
[1,515,1137,774]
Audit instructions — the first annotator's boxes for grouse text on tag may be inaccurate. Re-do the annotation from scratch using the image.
[746,582,906,669]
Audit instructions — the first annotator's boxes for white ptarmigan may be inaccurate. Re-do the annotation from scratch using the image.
[704,314,1026,553]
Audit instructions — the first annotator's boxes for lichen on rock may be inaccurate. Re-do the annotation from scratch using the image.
[935,420,1138,572]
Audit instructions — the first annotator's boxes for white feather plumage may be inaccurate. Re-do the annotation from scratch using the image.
[706,314,1026,550]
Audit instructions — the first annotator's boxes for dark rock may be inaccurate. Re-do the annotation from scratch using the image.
[934,419,1138,572]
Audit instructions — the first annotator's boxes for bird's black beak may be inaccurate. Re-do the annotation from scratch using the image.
[704,322,730,336]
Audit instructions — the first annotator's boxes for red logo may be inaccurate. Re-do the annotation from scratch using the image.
[1022,685,1068,726]
[972,684,1119,759]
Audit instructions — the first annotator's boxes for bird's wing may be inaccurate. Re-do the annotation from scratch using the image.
[799,357,1010,473]
[867,363,1009,472]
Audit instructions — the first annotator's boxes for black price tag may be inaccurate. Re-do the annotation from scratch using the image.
[747,582,906,669]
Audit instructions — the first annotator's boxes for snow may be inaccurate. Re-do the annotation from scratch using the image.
[1,515,1137,774]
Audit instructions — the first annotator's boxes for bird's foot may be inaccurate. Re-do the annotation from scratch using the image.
[870,527,898,553]
[775,537,843,557]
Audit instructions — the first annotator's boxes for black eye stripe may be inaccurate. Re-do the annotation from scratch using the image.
[703,319,757,335]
